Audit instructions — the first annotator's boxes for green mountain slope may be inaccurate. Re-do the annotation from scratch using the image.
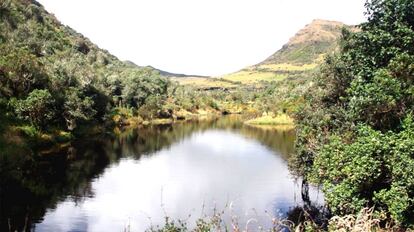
[0,0,169,133]
[0,0,155,80]
[220,19,348,85]
[261,19,345,65]
[177,19,349,88]
[148,66,209,78]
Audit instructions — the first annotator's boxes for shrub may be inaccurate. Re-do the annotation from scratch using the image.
[293,0,414,226]
[11,89,55,128]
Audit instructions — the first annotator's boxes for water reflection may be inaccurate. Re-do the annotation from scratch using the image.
[0,116,323,232]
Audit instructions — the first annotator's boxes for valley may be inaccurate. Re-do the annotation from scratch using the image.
[1,0,413,231]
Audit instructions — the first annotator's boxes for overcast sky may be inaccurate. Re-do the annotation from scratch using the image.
[37,0,366,76]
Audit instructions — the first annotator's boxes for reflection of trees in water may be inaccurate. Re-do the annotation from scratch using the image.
[286,179,329,229]
[114,115,295,160]
[239,126,295,159]
[0,139,112,232]
[0,116,298,231]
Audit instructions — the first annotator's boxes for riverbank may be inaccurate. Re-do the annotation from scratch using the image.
[0,105,292,158]
[0,106,232,156]
[145,207,386,232]
[111,107,224,128]
[1,115,301,232]
[244,113,295,128]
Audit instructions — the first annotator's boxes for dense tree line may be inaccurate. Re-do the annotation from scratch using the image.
[293,0,414,227]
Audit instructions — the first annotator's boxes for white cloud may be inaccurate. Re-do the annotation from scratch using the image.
[37,0,366,76]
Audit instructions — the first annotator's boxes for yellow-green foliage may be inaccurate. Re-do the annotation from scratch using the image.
[245,113,294,126]
[174,77,237,89]
[254,63,318,72]
[150,118,173,125]
[220,70,287,84]
[111,107,144,127]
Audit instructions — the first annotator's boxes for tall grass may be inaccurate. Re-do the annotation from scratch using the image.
[135,207,407,232]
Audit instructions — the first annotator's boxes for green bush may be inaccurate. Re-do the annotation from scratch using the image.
[293,0,414,227]
[311,118,414,224]
[63,87,97,130]
[11,89,54,128]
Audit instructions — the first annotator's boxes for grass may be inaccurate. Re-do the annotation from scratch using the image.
[245,113,295,126]
[174,62,317,88]
[173,77,237,89]
[54,130,73,143]
[245,124,296,131]
[220,70,287,84]
[253,63,318,72]
[328,208,381,232]
[15,125,39,138]
[143,203,298,232]
[187,63,318,88]
[177,62,317,88]
[14,126,74,143]
[141,207,405,232]
[149,118,174,125]
[326,208,410,232]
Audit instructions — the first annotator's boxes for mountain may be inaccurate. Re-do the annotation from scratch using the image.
[165,19,349,87]
[147,66,209,78]
[260,19,346,65]
[216,19,350,85]
[0,0,161,81]
[0,0,169,131]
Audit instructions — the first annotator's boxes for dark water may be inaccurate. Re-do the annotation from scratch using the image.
[1,116,323,232]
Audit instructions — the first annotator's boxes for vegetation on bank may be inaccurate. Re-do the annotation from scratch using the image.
[2,0,414,230]
[0,0,235,151]
[245,113,294,126]
[143,207,394,232]
[292,0,414,228]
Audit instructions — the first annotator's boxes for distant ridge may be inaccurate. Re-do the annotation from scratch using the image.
[147,19,350,82]
[149,66,210,78]
[210,19,351,85]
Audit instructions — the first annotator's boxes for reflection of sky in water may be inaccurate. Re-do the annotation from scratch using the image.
[35,130,323,232]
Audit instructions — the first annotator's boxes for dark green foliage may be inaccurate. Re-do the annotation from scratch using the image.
[122,68,169,108]
[0,44,48,98]
[293,0,414,226]
[10,89,55,128]
[311,117,414,223]
[0,0,172,132]
[63,87,97,130]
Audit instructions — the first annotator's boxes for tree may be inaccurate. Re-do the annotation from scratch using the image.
[11,89,55,128]
[293,0,414,226]
[63,87,96,131]
[0,45,48,98]
[122,68,169,108]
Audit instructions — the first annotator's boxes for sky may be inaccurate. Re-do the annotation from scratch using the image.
[37,0,367,76]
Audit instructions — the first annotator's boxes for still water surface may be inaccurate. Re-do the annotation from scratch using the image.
[1,116,323,231]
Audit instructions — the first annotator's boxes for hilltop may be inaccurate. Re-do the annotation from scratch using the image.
[260,19,345,65]
[219,19,349,85]
[179,19,350,88]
